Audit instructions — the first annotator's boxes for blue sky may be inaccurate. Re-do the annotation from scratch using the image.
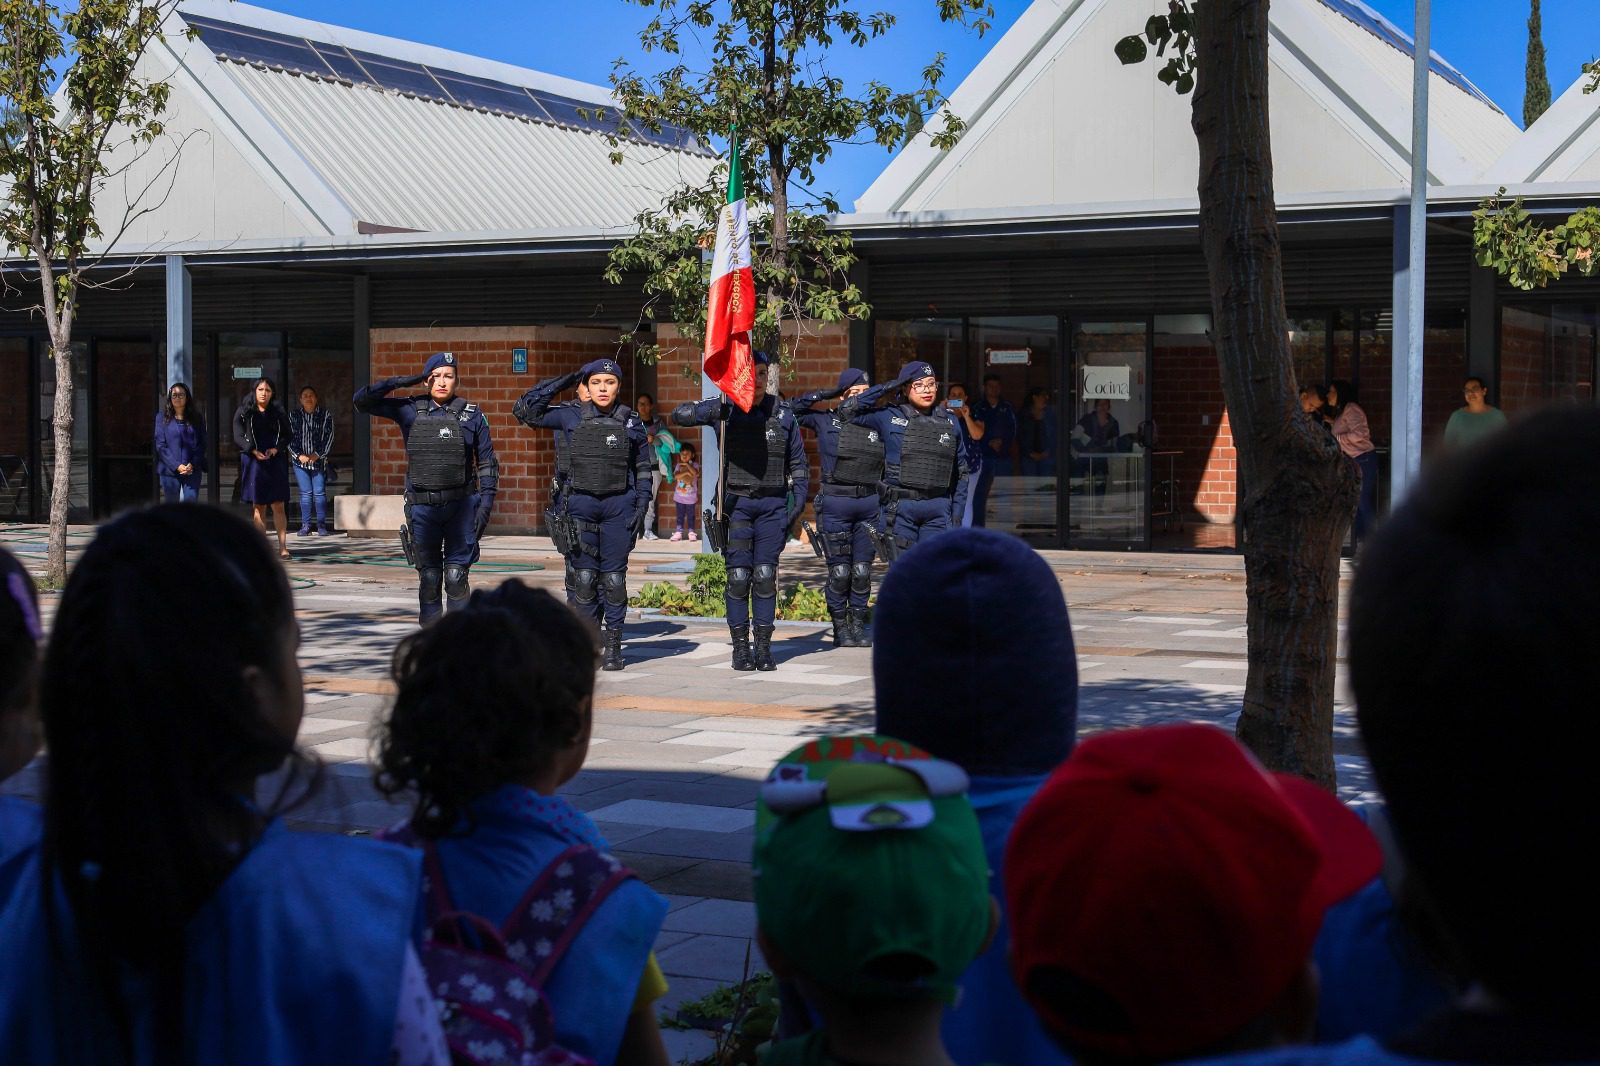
[243,0,1594,205]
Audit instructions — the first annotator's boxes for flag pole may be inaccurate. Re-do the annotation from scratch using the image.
[711,121,737,536]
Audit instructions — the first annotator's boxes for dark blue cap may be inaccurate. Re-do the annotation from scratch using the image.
[581,358,624,382]
[901,360,936,383]
[872,528,1077,777]
[837,368,868,391]
[753,350,776,366]
[423,352,456,376]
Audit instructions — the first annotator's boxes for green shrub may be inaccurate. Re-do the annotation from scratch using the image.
[628,552,837,622]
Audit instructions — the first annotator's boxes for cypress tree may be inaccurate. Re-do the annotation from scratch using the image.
[1525,0,1552,126]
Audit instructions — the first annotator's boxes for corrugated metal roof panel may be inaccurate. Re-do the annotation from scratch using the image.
[219,62,717,234]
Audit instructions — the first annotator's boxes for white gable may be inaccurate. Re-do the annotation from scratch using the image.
[856,0,1517,214]
[1484,73,1600,185]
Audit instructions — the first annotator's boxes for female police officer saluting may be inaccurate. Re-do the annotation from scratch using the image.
[514,359,652,671]
[672,351,808,672]
[790,368,881,648]
[354,351,498,625]
[839,359,970,560]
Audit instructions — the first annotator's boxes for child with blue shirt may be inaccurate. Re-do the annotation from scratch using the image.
[376,579,671,1066]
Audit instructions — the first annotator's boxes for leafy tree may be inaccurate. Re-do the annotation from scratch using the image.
[1524,0,1551,127]
[1118,1,1358,786]
[602,0,992,365]
[1,0,186,584]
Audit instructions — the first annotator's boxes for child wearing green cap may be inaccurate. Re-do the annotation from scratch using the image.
[753,735,998,1066]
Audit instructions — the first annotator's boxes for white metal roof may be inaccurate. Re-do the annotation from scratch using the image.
[1484,73,1600,185]
[855,0,1519,214]
[141,0,717,238]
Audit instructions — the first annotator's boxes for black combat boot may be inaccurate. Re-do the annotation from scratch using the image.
[601,628,625,671]
[730,623,756,671]
[753,624,777,672]
[830,610,849,648]
[847,608,872,648]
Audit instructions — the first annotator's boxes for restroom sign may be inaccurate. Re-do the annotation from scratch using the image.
[512,348,528,374]
[1082,365,1131,400]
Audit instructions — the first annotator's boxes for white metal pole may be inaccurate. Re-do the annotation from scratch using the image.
[1396,0,1430,505]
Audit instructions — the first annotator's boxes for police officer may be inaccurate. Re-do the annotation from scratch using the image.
[839,359,970,560]
[791,368,880,648]
[672,351,809,672]
[547,379,592,608]
[514,359,652,671]
[354,351,497,625]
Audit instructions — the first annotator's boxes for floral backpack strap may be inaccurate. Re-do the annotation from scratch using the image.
[499,844,636,988]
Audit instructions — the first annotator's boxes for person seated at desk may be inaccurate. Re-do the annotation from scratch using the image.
[1070,399,1120,492]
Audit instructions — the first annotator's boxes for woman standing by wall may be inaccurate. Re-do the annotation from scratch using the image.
[233,378,293,559]
[1328,379,1378,548]
[290,386,335,537]
[153,382,206,503]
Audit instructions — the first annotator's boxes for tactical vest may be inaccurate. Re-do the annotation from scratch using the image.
[725,411,790,495]
[898,412,958,494]
[406,397,474,491]
[568,411,632,495]
[830,418,884,487]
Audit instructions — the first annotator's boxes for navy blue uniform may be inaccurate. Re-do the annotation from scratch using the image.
[672,395,808,635]
[355,377,497,624]
[969,395,1016,528]
[514,372,652,632]
[791,389,879,618]
[840,385,970,556]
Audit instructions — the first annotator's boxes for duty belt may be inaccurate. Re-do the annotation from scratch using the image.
[883,485,940,502]
[726,486,788,500]
[817,481,878,499]
[405,485,470,505]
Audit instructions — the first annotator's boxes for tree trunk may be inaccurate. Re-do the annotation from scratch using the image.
[1192,0,1358,786]
[47,338,75,588]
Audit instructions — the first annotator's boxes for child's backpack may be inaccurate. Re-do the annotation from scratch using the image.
[381,824,636,1065]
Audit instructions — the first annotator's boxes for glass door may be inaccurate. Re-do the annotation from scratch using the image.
[215,332,285,507]
[92,338,160,517]
[1068,320,1151,549]
[0,338,34,520]
[967,316,1061,545]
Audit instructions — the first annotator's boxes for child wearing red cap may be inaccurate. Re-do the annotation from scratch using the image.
[754,735,998,1066]
[1004,723,1381,1064]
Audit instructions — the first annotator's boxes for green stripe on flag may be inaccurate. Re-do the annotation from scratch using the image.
[727,123,743,204]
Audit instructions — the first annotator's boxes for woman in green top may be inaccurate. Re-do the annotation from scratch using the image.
[1443,377,1508,450]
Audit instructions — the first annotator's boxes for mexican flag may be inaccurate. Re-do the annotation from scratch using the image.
[704,128,757,412]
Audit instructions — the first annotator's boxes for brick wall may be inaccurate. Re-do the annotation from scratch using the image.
[1151,342,1235,523]
[369,326,621,531]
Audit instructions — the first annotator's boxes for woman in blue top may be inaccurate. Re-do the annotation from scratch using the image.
[376,579,672,1066]
[153,381,207,502]
[0,505,444,1064]
[0,546,42,864]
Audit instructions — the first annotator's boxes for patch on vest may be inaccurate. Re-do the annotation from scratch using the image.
[891,416,909,427]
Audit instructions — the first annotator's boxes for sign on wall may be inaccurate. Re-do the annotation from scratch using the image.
[512,347,528,374]
[987,347,1031,366]
[231,366,263,380]
[1082,364,1132,401]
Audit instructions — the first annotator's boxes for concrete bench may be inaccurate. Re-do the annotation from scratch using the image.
[334,494,405,536]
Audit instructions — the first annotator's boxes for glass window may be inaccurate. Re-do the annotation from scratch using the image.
[1420,308,1467,459]
[1499,304,1597,414]
[93,338,159,517]
[288,331,354,522]
[0,338,32,519]
[217,332,284,507]
[968,316,1059,543]
[871,318,963,390]
[1069,321,1149,549]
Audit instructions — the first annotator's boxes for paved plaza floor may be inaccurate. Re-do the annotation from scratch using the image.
[0,525,1370,1060]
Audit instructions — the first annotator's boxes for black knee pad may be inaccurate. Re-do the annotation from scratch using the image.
[564,559,576,590]
[602,571,628,607]
[850,561,872,597]
[418,567,443,604]
[753,562,778,600]
[574,568,600,605]
[444,564,470,601]
[827,562,851,596]
[727,566,753,600]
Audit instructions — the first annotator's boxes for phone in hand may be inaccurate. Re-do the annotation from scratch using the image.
[947,398,964,409]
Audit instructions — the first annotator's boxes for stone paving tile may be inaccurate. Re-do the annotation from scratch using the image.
[657,933,767,981]
[660,893,704,913]
[591,723,699,744]
[649,859,753,901]
[590,822,661,847]
[621,828,755,864]
[567,777,762,813]
[661,898,757,938]
[653,975,729,1017]
[663,730,811,752]
[593,708,705,728]
[614,851,700,883]
[573,739,740,766]
[651,929,698,953]
[675,715,833,735]
[660,1027,719,1065]
[588,799,755,833]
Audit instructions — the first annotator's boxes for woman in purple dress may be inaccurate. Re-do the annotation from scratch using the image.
[232,378,293,559]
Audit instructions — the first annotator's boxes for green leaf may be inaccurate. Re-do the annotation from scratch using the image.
[1143,14,1170,45]
[1115,34,1149,65]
